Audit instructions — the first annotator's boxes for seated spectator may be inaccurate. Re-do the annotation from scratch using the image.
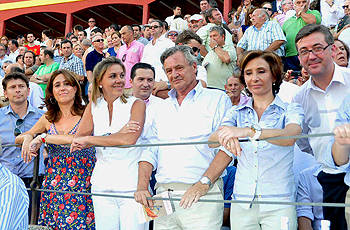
[73,43,84,59]
[274,0,294,26]
[334,38,349,67]
[41,29,53,48]
[297,164,324,230]
[224,75,250,106]
[334,0,350,39]
[59,40,85,81]
[132,24,149,46]
[166,29,179,43]
[171,15,189,32]
[190,14,204,33]
[261,1,274,17]
[32,48,60,95]
[23,50,38,78]
[16,55,24,68]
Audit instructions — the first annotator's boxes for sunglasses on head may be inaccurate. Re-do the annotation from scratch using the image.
[94,39,104,43]
[263,7,273,11]
[14,119,24,137]
[150,25,160,29]
[343,5,350,9]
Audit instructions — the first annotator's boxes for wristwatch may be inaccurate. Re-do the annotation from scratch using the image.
[251,124,262,140]
[199,176,212,186]
[212,45,219,51]
[40,133,47,143]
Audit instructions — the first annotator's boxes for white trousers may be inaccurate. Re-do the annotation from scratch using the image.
[92,189,148,230]
[154,179,224,230]
[230,202,297,230]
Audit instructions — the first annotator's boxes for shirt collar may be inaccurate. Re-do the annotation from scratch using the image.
[168,81,203,102]
[240,95,286,111]
[4,101,36,117]
[253,20,269,31]
[307,63,346,91]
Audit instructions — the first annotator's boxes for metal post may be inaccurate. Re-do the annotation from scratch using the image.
[30,149,40,225]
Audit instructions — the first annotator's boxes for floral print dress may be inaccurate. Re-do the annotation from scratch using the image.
[38,121,96,229]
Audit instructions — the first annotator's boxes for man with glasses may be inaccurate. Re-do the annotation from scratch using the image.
[85,18,97,39]
[282,0,321,71]
[0,72,45,220]
[141,20,174,84]
[292,24,350,230]
[117,26,144,95]
[85,34,105,82]
[334,1,350,39]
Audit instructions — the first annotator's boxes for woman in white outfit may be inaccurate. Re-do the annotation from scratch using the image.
[71,56,147,230]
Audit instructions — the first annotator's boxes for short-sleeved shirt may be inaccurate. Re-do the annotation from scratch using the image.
[202,44,237,90]
[282,10,322,57]
[221,96,304,212]
[237,20,286,57]
[34,62,60,94]
[85,49,105,72]
[59,53,86,77]
[117,40,144,89]
[24,44,41,56]
[197,23,234,53]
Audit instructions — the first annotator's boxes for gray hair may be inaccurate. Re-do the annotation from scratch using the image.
[257,8,270,21]
[209,25,225,37]
[82,38,92,47]
[160,45,198,66]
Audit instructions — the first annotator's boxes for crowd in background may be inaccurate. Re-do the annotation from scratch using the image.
[1,0,350,229]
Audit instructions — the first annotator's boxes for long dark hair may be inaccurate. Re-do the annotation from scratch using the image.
[45,69,85,123]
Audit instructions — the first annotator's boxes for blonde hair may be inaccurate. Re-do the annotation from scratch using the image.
[91,56,128,105]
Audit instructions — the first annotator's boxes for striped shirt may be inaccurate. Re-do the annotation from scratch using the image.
[59,53,86,76]
[237,20,286,56]
[0,162,29,230]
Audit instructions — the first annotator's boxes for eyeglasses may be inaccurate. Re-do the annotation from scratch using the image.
[94,39,104,43]
[122,54,126,62]
[14,119,24,137]
[298,44,332,57]
[89,20,95,23]
[0,49,5,51]
[343,5,350,9]
[168,33,178,36]
[192,47,200,53]
[150,25,160,29]
[263,7,273,11]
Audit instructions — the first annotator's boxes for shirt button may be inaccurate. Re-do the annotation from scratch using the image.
[259,195,262,198]
[255,165,257,167]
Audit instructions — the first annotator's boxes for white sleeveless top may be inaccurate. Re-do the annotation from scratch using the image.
[91,96,142,192]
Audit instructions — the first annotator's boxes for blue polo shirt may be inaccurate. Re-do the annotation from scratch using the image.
[85,49,105,72]
[0,102,45,178]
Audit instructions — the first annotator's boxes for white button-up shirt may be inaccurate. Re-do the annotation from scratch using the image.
[140,83,232,184]
[141,36,174,81]
[320,0,344,27]
[292,64,350,173]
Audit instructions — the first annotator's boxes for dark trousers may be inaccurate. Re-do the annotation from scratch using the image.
[21,176,44,224]
[317,171,349,230]
[284,55,301,72]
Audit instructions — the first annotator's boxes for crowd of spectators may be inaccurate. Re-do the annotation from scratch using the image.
[2,0,350,229]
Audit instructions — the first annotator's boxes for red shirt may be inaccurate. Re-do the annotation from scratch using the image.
[24,44,41,55]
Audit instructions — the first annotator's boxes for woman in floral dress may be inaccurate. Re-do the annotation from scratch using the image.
[16,69,96,229]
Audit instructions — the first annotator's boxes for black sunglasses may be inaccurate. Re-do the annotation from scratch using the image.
[343,5,350,9]
[94,39,104,43]
[192,47,200,53]
[14,119,24,137]
[263,7,273,11]
[150,25,160,29]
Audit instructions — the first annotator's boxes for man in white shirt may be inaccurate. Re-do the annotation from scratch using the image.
[165,6,182,26]
[7,39,19,64]
[320,0,344,28]
[141,20,174,82]
[134,46,232,229]
[85,18,97,39]
[293,23,350,230]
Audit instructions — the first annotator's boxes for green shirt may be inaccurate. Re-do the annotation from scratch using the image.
[202,44,237,90]
[197,23,234,53]
[34,62,60,95]
[282,10,321,57]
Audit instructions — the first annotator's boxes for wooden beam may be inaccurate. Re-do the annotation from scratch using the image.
[43,13,66,25]
[89,9,113,24]
[108,6,140,24]
[24,16,63,35]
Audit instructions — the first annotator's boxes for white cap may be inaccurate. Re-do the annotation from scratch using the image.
[190,14,203,22]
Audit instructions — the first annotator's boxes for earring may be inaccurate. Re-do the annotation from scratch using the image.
[99,85,102,88]
[49,97,57,104]
[272,82,276,86]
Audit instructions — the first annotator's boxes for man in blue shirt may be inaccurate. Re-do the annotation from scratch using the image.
[0,71,44,220]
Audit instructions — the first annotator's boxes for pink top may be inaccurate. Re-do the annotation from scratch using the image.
[117,40,144,89]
